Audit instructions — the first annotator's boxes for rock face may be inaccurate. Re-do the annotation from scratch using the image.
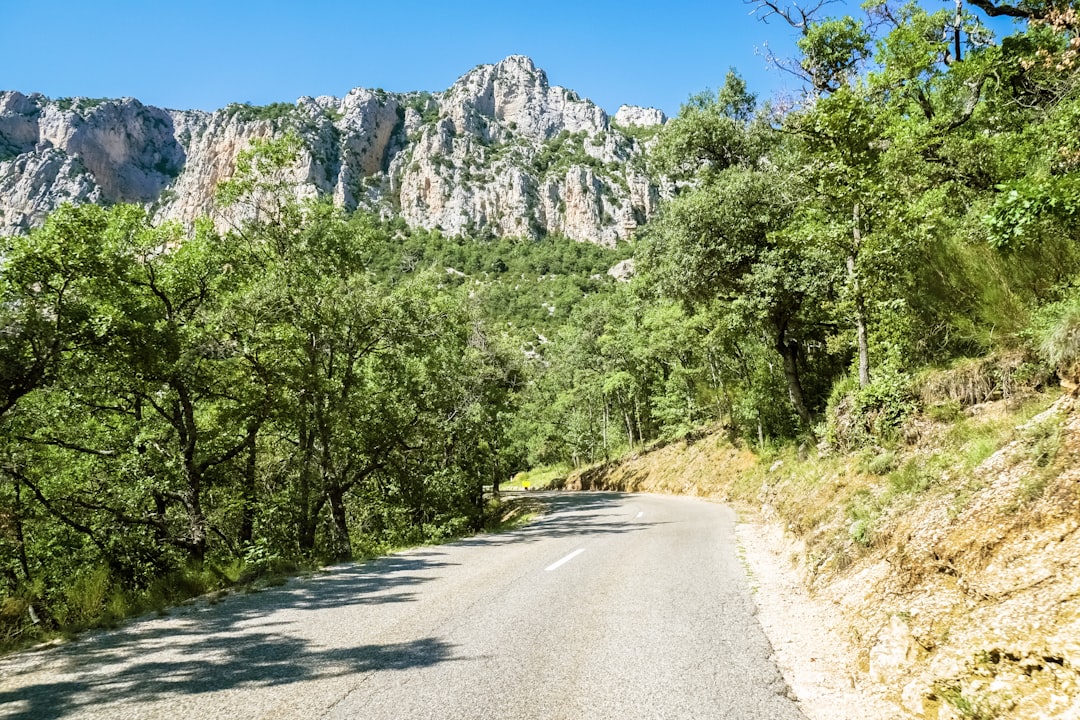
[0,92,187,232]
[614,104,666,128]
[0,56,668,245]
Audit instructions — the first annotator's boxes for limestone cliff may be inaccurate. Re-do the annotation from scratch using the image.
[0,56,667,245]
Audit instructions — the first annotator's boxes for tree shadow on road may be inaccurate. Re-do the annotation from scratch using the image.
[0,493,656,719]
[461,491,663,549]
[0,635,456,720]
[0,555,460,720]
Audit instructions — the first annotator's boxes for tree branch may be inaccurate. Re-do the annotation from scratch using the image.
[747,0,845,34]
[15,435,117,457]
[966,0,1035,18]
[4,466,107,552]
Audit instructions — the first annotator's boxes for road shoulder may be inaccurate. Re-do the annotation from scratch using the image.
[736,518,904,720]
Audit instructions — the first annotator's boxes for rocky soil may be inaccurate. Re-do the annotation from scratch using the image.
[737,519,902,720]
[823,396,1080,720]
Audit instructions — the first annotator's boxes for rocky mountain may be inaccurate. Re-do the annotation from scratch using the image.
[0,56,668,246]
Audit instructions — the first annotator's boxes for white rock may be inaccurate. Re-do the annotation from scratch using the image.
[900,679,933,717]
[868,615,918,684]
[614,104,666,128]
[607,258,635,282]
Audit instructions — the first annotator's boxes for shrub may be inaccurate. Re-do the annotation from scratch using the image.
[53,97,109,114]
[225,102,296,123]
[825,371,916,448]
[60,566,112,628]
[914,351,1050,408]
[1031,294,1080,385]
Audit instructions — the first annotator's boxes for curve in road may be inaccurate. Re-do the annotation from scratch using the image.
[0,492,806,720]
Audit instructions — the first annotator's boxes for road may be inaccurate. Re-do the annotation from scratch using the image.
[0,492,806,719]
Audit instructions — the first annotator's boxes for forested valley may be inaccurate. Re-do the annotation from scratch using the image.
[4,0,1080,650]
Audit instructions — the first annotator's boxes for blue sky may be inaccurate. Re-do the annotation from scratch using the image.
[1,1,1017,117]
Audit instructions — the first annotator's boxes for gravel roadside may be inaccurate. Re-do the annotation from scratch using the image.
[736,518,904,720]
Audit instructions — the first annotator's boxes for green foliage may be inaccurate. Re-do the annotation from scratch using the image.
[825,371,917,449]
[0,191,541,644]
[360,225,628,332]
[225,102,297,123]
[53,97,110,114]
[404,91,440,123]
[1029,292,1080,373]
[530,130,612,177]
[643,79,848,428]
[611,122,661,144]
[215,133,304,213]
[797,16,871,92]
[653,71,765,179]
[986,175,1080,251]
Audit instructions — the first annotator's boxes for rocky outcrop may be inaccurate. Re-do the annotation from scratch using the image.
[0,147,101,231]
[607,258,635,282]
[614,104,666,128]
[0,57,668,245]
[0,91,188,232]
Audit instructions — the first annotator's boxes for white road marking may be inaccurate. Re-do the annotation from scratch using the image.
[635,511,644,519]
[545,548,585,572]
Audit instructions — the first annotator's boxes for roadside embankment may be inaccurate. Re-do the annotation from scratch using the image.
[557,390,1080,720]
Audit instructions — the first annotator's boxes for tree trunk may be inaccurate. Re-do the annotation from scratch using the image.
[954,0,963,63]
[12,474,32,584]
[850,202,871,388]
[491,434,500,498]
[238,425,257,547]
[182,485,207,563]
[297,424,319,554]
[602,400,610,462]
[854,290,871,387]
[774,335,813,428]
[326,486,352,562]
[174,383,208,563]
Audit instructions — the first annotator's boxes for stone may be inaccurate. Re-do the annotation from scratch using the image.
[614,104,666,128]
[901,679,935,717]
[868,614,918,684]
[607,258,635,282]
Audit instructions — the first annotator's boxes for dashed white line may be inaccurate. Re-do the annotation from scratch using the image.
[545,548,585,572]
[635,511,644,519]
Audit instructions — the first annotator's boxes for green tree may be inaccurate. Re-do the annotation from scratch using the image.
[644,74,835,427]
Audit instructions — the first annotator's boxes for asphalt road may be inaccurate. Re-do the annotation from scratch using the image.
[0,492,806,720]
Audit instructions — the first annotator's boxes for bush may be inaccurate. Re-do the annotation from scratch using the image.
[1031,294,1080,385]
[59,566,112,628]
[825,372,917,449]
[914,351,1051,408]
[225,102,296,123]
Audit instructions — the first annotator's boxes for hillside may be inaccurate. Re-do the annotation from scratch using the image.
[0,56,665,244]
[559,387,1080,720]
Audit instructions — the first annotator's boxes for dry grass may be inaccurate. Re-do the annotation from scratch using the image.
[559,429,756,497]
[914,351,1051,409]
[560,389,1067,584]
[486,496,547,531]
